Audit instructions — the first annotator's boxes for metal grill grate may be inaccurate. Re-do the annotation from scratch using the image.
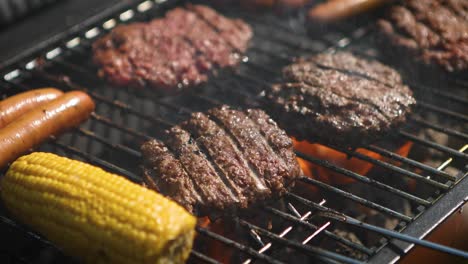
[0,0,467,263]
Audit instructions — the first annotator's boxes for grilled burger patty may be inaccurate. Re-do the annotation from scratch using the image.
[377,0,468,73]
[92,4,252,92]
[141,106,301,216]
[264,52,416,146]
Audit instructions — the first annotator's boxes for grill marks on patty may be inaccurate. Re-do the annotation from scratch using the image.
[141,106,301,216]
[377,0,468,72]
[264,52,415,146]
[92,4,252,91]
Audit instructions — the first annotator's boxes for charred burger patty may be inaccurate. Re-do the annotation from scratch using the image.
[378,0,468,73]
[263,52,416,146]
[141,106,301,216]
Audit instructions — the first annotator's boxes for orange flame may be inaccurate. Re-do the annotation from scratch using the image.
[196,140,414,263]
[198,217,234,263]
[293,139,381,184]
[293,139,413,185]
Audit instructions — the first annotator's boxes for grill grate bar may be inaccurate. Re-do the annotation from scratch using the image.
[437,145,468,172]
[76,128,141,158]
[12,70,177,128]
[302,221,332,248]
[90,112,153,141]
[264,206,374,255]
[407,82,468,105]
[33,64,194,116]
[286,192,468,259]
[328,145,450,189]
[299,176,412,221]
[0,215,56,249]
[243,200,329,264]
[196,227,286,264]
[365,145,456,181]
[417,102,468,123]
[399,131,468,160]
[294,151,431,206]
[409,116,468,141]
[51,140,141,182]
[190,250,221,264]
[237,218,363,264]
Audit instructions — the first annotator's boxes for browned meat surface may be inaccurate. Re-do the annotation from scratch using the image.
[141,106,301,216]
[263,52,416,146]
[377,0,468,72]
[141,140,201,213]
[92,4,252,92]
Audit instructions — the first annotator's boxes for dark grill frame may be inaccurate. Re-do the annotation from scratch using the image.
[0,0,467,263]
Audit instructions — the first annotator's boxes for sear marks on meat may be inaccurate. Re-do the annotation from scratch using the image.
[141,106,301,216]
[141,140,201,213]
[377,0,468,72]
[92,4,252,92]
[263,52,416,146]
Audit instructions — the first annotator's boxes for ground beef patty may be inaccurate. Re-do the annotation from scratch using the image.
[92,4,252,92]
[377,0,468,73]
[263,52,416,146]
[141,106,301,216]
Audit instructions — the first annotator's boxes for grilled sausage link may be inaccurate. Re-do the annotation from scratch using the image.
[308,0,390,22]
[0,88,63,129]
[0,91,95,168]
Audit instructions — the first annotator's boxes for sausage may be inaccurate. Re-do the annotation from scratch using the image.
[0,88,63,129]
[308,0,390,22]
[0,91,95,168]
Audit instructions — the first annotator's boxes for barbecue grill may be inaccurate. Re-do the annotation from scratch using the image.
[0,0,467,263]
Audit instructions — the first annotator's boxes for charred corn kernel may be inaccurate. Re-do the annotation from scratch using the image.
[1,152,196,264]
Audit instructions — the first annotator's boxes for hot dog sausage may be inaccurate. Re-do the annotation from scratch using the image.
[308,0,390,22]
[0,91,95,168]
[0,88,63,129]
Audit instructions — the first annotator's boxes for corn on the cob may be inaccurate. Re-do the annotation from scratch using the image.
[0,152,197,264]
